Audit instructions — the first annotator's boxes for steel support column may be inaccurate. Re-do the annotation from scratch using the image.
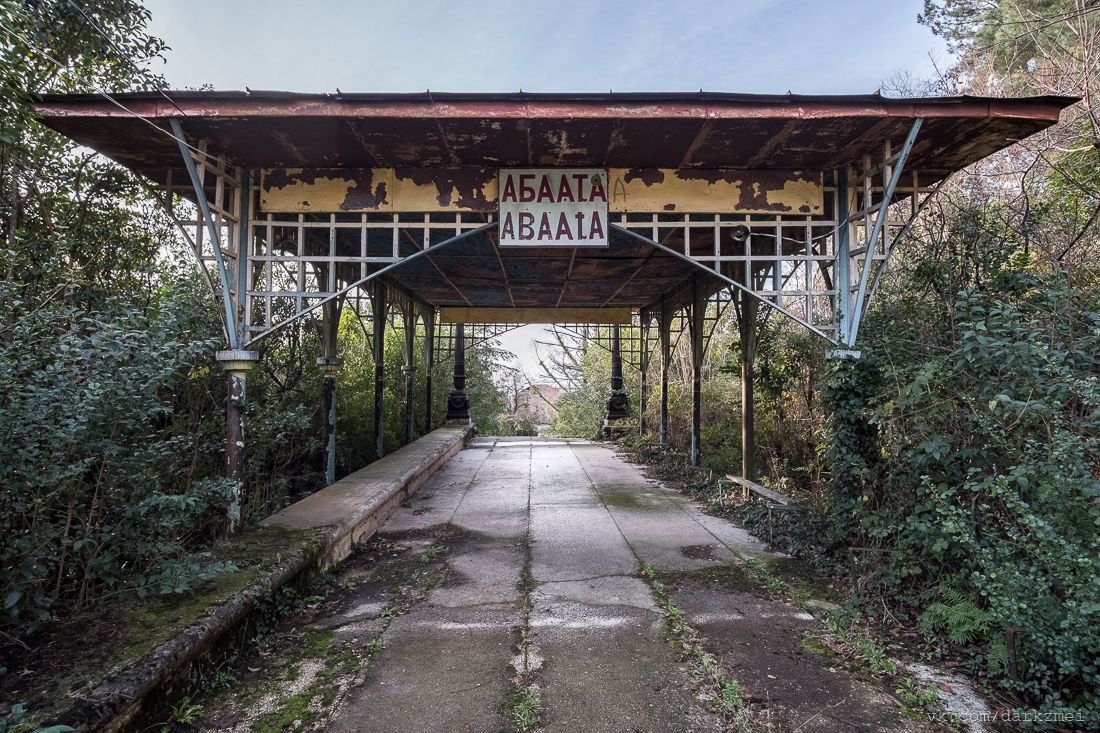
[317,297,343,486]
[424,309,435,434]
[446,323,471,423]
[834,167,855,347]
[216,350,258,533]
[604,324,630,434]
[690,278,705,468]
[738,293,759,480]
[402,304,417,445]
[639,315,650,437]
[371,282,388,458]
[659,300,673,450]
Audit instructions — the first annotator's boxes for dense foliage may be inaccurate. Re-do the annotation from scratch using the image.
[0,0,508,639]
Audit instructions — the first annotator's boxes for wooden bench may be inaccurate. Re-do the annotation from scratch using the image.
[725,475,792,505]
[720,475,802,545]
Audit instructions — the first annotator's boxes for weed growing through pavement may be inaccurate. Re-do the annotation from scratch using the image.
[645,570,760,731]
[505,529,543,731]
[419,544,449,562]
[740,557,788,595]
[895,677,938,713]
[820,614,898,677]
[508,687,543,731]
[853,632,898,676]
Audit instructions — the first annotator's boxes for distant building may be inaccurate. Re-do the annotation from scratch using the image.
[516,384,561,425]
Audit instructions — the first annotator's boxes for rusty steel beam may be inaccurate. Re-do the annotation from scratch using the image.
[33,91,1072,122]
[847,119,922,346]
[172,118,240,349]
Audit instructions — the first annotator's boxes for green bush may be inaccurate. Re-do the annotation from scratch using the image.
[824,264,1100,722]
[0,284,237,632]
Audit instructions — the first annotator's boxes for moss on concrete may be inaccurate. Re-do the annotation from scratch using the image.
[4,524,323,733]
[654,563,775,596]
[800,634,835,656]
[763,557,840,603]
[602,491,647,509]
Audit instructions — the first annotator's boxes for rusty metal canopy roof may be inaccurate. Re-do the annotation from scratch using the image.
[381,223,725,311]
[33,90,1077,183]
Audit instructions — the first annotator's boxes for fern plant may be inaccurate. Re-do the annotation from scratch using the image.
[919,601,992,645]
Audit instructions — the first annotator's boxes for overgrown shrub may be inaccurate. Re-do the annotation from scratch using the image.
[0,281,237,632]
[824,264,1100,722]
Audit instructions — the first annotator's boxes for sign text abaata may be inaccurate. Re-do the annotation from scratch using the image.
[498,169,608,246]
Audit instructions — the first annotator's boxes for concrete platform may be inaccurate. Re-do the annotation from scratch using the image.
[262,424,475,564]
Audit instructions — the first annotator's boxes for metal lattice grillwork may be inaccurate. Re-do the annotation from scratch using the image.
[245,210,495,338]
[148,123,936,350]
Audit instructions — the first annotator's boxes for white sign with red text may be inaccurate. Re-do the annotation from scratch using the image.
[498,169,609,246]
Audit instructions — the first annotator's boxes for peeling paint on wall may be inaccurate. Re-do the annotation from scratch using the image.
[260,168,822,215]
[608,169,823,214]
[260,168,496,212]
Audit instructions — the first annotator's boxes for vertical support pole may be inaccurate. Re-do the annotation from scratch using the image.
[604,323,630,435]
[235,167,251,347]
[690,279,705,468]
[659,301,672,450]
[738,289,759,481]
[639,315,650,437]
[424,309,435,434]
[317,297,343,486]
[835,167,853,345]
[321,366,338,484]
[446,323,471,422]
[372,282,388,458]
[610,324,624,392]
[216,350,259,533]
[402,305,416,445]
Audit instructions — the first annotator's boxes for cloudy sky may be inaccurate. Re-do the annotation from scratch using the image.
[146,0,947,97]
[143,0,949,377]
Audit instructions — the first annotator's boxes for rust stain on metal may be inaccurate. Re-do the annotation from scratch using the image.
[342,174,388,210]
[624,168,666,187]
[394,168,496,211]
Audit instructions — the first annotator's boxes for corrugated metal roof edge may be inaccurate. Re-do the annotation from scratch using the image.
[33,89,1081,107]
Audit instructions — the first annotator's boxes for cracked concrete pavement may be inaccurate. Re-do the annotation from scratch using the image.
[197,436,962,733]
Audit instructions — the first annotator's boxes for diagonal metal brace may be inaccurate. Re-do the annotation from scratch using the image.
[846,118,922,346]
[170,118,240,349]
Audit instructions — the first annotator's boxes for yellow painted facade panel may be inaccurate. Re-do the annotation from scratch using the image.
[260,168,822,215]
[606,169,823,214]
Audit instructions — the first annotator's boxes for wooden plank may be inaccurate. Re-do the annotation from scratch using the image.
[438,306,632,324]
[725,475,791,505]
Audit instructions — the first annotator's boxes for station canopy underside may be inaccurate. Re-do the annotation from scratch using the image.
[33,90,1077,334]
[379,224,727,320]
[37,90,1074,183]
